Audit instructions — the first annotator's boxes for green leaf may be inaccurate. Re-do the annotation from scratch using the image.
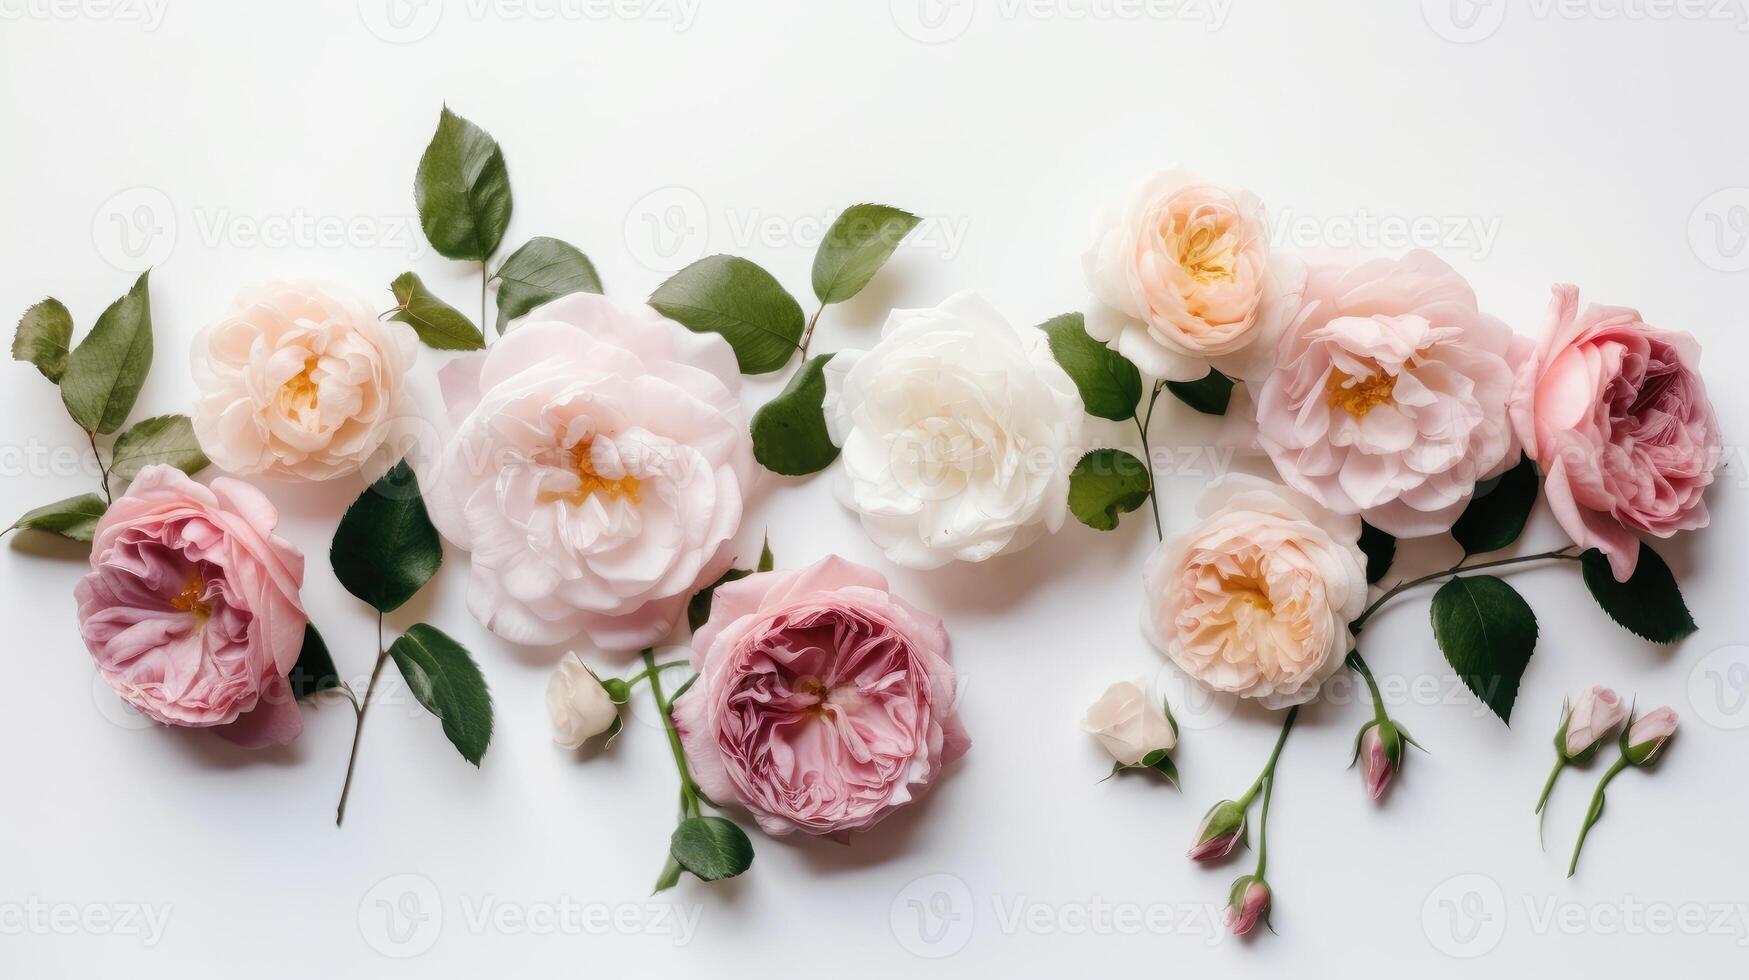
[388,623,493,766]
[669,815,754,881]
[1580,543,1697,643]
[414,106,513,262]
[1041,313,1143,422]
[289,624,341,701]
[1430,575,1538,724]
[687,567,751,633]
[1165,369,1234,416]
[329,460,442,613]
[1451,456,1538,555]
[13,298,73,382]
[810,203,920,305]
[652,855,684,895]
[6,493,106,543]
[756,536,774,573]
[1068,449,1151,531]
[648,255,805,375]
[109,414,208,481]
[493,236,602,334]
[60,272,152,434]
[750,353,839,476]
[1359,521,1396,585]
[388,272,484,350]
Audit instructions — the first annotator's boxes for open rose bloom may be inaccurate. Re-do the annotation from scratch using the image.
[1510,285,1721,581]
[75,465,307,747]
[673,556,969,836]
[419,292,754,649]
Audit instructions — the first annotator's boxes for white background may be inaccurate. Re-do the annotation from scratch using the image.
[3,0,1748,976]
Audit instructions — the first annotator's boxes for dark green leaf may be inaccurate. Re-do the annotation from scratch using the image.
[493,236,602,334]
[1451,456,1538,555]
[687,567,751,633]
[6,493,106,543]
[289,624,341,700]
[750,353,839,476]
[329,460,442,613]
[1165,369,1234,416]
[1430,575,1538,724]
[1580,543,1697,643]
[13,298,73,382]
[669,815,754,881]
[1068,449,1151,531]
[388,272,484,350]
[388,623,493,766]
[414,106,513,261]
[60,272,152,434]
[811,203,920,305]
[1359,521,1396,585]
[109,414,208,481]
[1041,313,1143,422]
[649,255,805,374]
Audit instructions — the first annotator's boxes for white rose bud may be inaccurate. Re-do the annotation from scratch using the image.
[547,658,619,750]
[1561,685,1627,760]
[1082,679,1177,767]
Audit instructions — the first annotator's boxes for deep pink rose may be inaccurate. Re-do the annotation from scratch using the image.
[75,465,307,747]
[1510,285,1722,581]
[673,556,969,836]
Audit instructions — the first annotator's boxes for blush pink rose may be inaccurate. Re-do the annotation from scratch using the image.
[673,556,970,837]
[75,465,307,747]
[1509,285,1721,581]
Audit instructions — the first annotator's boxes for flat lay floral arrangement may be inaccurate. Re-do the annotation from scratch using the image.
[6,107,1721,934]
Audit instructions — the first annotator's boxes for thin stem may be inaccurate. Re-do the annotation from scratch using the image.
[1134,381,1166,542]
[480,263,490,341]
[1345,650,1388,723]
[1251,705,1298,877]
[797,303,826,361]
[87,430,112,503]
[335,613,389,827]
[1351,548,1579,634]
[1568,755,1630,877]
[622,659,691,690]
[644,649,700,819]
[1534,757,1565,847]
[1238,705,1300,808]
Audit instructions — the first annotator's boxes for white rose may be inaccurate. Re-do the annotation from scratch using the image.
[1082,679,1177,766]
[823,291,1085,570]
[191,281,418,481]
[547,658,617,749]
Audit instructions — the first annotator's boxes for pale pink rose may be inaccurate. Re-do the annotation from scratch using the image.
[1082,679,1175,767]
[1360,724,1394,800]
[418,293,754,649]
[75,465,306,747]
[192,281,418,481]
[1084,167,1306,382]
[1144,476,1367,709]
[1226,878,1271,936]
[1252,251,1531,537]
[1562,685,1627,759]
[1626,706,1678,765]
[1509,285,1721,581]
[673,556,970,836]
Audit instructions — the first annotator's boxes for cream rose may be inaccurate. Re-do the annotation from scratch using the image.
[1144,475,1367,709]
[547,658,618,749]
[192,281,418,481]
[1084,167,1305,382]
[1082,679,1177,767]
[822,291,1084,570]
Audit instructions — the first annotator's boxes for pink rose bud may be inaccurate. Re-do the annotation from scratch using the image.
[1625,706,1678,767]
[1560,685,1626,761]
[1225,877,1271,936]
[1188,799,1247,862]
[1361,724,1393,800]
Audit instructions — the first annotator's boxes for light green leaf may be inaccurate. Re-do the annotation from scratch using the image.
[648,255,805,375]
[414,106,513,262]
[329,460,442,613]
[1580,543,1696,644]
[6,493,107,543]
[669,815,754,882]
[652,856,684,895]
[289,624,341,701]
[493,236,602,334]
[811,203,920,305]
[1042,313,1143,422]
[60,272,152,434]
[388,623,494,766]
[1451,456,1538,555]
[1430,575,1538,724]
[1165,369,1234,416]
[1068,449,1151,531]
[13,298,73,382]
[750,353,839,476]
[756,536,774,573]
[388,272,485,350]
[109,414,208,481]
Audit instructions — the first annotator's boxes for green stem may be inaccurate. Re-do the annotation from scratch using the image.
[480,263,490,340]
[796,303,826,362]
[1133,380,1166,542]
[1345,650,1388,723]
[1351,548,1579,634]
[336,613,389,827]
[622,660,691,690]
[87,430,112,503]
[1255,769,1276,879]
[1238,705,1300,809]
[644,649,700,819]
[1568,756,1630,877]
[1535,756,1566,848]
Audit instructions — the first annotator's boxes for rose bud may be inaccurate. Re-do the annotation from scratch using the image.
[1189,799,1248,861]
[1624,706,1678,767]
[547,658,621,750]
[1357,722,1398,800]
[1083,679,1177,771]
[1225,876,1271,936]
[1559,685,1627,762]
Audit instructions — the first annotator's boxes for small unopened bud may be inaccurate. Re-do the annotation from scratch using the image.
[1360,724,1394,800]
[1225,876,1271,936]
[1558,685,1627,761]
[1624,706,1678,767]
[1188,799,1247,861]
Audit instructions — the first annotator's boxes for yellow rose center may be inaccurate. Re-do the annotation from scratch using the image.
[543,439,641,505]
[170,575,211,622]
[1177,224,1239,286]
[1325,368,1396,418]
[281,357,321,414]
